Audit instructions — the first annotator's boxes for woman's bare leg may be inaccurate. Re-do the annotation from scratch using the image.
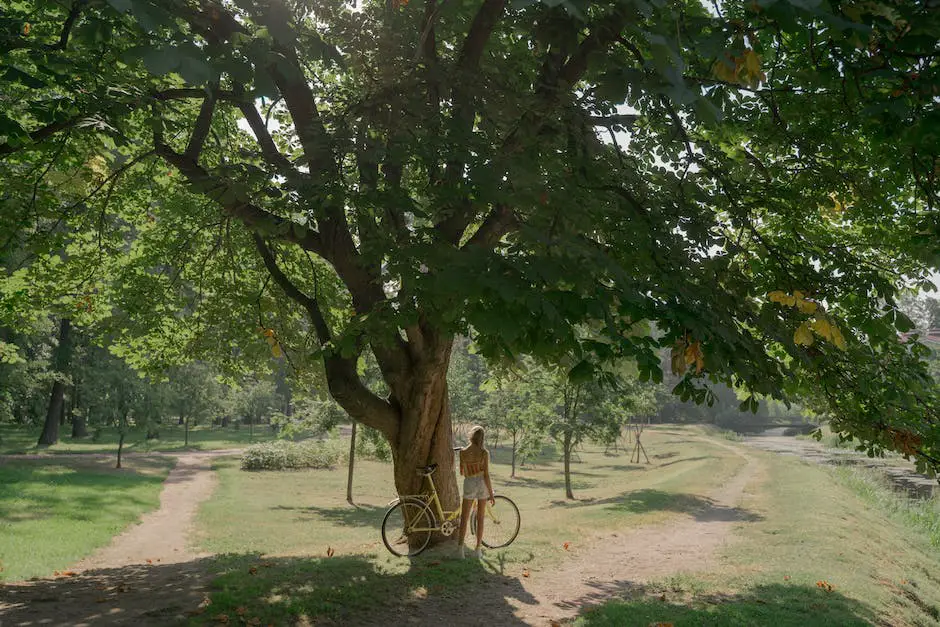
[458,498,473,549]
[475,498,486,549]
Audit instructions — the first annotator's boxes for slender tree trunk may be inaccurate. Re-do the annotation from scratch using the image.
[184,415,190,447]
[38,318,72,447]
[564,431,574,499]
[511,430,517,478]
[116,412,128,469]
[347,421,357,505]
[249,413,253,440]
[71,384,87,438]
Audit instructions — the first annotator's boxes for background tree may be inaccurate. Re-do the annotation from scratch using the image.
[1,0,938,512]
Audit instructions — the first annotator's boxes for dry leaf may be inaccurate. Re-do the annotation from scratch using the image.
[146,559,153,564]
[563,542,570,551]
[326,547,335,558]
[522,569,529,578]
[213,613,230,624]
[235,607,248,616]
[248,566,258,575]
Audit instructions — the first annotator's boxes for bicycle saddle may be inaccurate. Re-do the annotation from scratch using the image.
[416,463,438,475]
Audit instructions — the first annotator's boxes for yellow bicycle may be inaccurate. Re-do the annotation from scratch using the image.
[381,462,521,557]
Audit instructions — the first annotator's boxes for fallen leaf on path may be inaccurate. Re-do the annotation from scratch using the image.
[146,559,153,564]
[213,613,230,623]
[522,569,529,578]
[248,566,258,575]
[235,606,248,616]
[327,546,335,558]
[563,542,570,551]
[784,575,790,581]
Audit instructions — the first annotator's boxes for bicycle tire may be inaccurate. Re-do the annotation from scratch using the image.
[469,495,520,549]
[381,498,435,557]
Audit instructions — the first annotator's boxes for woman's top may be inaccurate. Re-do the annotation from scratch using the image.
[459,447,488,478]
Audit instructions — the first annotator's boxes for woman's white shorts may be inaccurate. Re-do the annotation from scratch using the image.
[463,475,488,500]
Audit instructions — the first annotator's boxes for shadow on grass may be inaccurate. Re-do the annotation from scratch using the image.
[0,458,169,523]
[656,455,718,468]
[550,488,762,522]
[0,552,536,626]
[270,503,387,529]
[573,582,876,626]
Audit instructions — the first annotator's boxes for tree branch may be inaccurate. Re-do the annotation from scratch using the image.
[253,234,400,437]
[464,204,518,249]
[154,141,325,255]
[253,234,332,344]
[237,98,298,175]
[456,0,506,71]
[184,89,218,162]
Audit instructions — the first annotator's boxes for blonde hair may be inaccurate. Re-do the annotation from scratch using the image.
[469,425,485,447]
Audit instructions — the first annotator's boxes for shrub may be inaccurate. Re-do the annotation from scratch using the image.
[241,440,342,471]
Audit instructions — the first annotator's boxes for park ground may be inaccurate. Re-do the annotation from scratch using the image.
[1,425,940,626]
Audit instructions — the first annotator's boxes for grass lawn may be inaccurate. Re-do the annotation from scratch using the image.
[0,423,284,456]
[576,446,940,627]
[0,456,173,581]
[191,427,746,625]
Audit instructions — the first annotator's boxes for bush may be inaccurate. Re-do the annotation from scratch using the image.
[241,440,342,471]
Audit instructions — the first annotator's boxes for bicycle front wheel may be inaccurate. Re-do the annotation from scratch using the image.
[382,499,435,557]
[470,495,520,549]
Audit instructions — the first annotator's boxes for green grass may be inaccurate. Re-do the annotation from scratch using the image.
[192,427,745,624]
[578,447,940,627]
[0,456,173,581]
[0,423,285,455]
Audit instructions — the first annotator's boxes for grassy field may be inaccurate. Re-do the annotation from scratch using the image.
[0,423,282,456]
[577,447,940,626]
[0,456,173,581]
[191,428,746,624]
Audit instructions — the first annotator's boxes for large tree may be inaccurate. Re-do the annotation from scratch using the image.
[1,0,939,512]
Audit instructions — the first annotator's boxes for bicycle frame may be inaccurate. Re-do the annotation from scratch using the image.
[396,471,496,534]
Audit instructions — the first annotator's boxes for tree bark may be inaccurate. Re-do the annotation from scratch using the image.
[71,384,87,438]
[389,355,460,545]
[564,431,574,499]
[116,430,125,469]
[511,430,517,478]
[184,415,190,447]
[38,318,72,448]
[347,421,357,505]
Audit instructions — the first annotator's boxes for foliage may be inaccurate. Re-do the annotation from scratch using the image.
[0,0,938,482]
[240,439,343,471]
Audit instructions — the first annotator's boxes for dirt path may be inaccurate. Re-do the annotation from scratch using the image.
[0,450,236,626]
[382,437,762,626]
[743,434,937,499]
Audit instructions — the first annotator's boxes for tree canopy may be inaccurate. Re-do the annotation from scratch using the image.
[1,0,938,490]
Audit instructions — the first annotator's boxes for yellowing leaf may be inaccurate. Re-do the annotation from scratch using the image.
[795,298,818,314]
[271,344,283,359]
[768,291,796,307]
[794,322,814,346]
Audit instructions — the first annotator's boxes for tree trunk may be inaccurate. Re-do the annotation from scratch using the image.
[178,416,184,425]
[564,431,574,499]
[511,430,517,478]
[71,378,87,438]
[184,415,190,447]
[389,365,459,546]
[38,318,72,448]
[347,421,357,505]
[116,431,125,469]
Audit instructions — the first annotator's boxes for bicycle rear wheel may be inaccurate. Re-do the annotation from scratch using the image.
[382,499,434,557]
[470,495,520,549]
